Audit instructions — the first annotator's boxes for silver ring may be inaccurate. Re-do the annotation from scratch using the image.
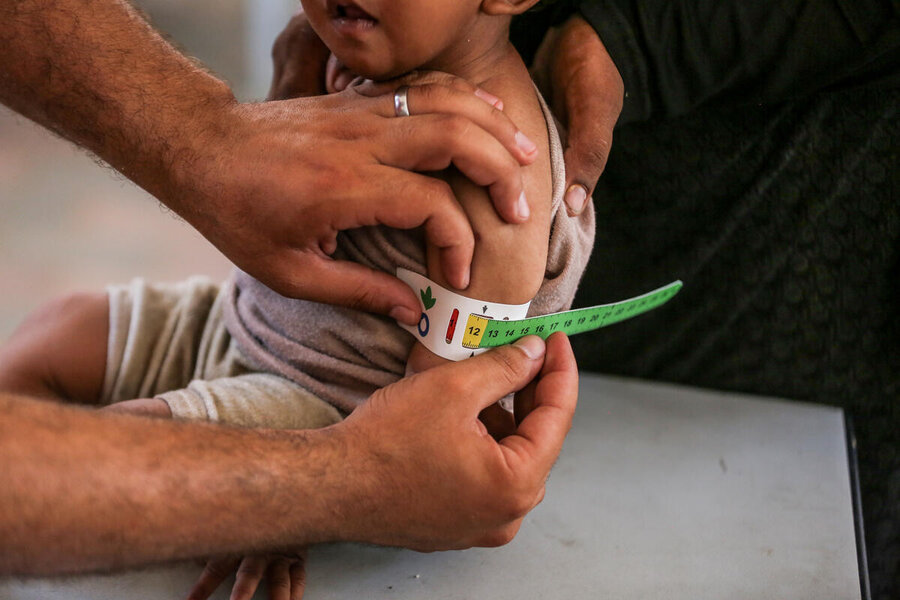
[393,85,411,117]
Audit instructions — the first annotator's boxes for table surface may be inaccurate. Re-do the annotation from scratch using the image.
[3,374,862,599]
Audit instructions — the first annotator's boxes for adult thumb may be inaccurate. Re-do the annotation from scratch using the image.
[449,336,547,414]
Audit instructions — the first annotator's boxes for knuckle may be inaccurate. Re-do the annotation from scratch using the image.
[205,561,232,578]
[509,492,534,519]
[269,577,291,590]
[440,374,469,399]
[482,526,518,547]
[488,103,514,128]
[411,82,438,108]
[448,76,474,93]
[420,177,454,205]
[347,285,382,311]
[500,156,520,179]
[443,114,471,140]
[236,564,260,577]
[583,139,611,171]
[492,486,532,521]
[487,347,528,388]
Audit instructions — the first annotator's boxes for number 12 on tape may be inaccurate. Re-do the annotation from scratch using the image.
[461,280,683,349]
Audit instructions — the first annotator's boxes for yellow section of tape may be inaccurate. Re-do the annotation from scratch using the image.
[461,314,490,349]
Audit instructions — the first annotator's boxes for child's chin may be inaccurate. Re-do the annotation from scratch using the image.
[338,56,413,83]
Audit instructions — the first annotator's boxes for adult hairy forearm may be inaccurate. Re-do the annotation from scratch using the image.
[0,392,342,575]
[0,0,232,214]
[0,337,578,575]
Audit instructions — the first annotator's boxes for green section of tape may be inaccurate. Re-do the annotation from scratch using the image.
[474,280,682,348]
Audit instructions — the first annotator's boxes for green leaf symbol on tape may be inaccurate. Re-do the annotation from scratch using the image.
[420,286,436,310]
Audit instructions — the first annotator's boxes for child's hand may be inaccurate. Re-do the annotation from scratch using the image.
[102,398,172,419]
[325,54,361,94]
[267,8,361,99]
[268,9,330,100]
[187,551,307,600]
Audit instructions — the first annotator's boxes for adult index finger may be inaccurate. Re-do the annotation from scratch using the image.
[374,113,529,227]
[340,166,475,290]
[356,81,534,224]
[289,256,422,326]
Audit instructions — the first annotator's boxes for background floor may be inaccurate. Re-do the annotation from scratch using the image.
[0,0,297,340]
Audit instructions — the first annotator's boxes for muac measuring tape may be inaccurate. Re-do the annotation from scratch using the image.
[397,268,683,361]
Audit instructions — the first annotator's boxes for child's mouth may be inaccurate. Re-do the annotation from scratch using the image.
[329,2,378,34]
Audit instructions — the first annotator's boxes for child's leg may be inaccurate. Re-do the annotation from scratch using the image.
[0,292,109,404]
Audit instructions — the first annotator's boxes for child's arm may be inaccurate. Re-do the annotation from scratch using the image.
[407,82,553,377]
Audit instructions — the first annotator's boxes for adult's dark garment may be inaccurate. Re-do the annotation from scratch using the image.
[514,1,899,596]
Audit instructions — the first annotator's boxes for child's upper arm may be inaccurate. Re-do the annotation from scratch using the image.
[427,161,552,305]
[409,92,553,371]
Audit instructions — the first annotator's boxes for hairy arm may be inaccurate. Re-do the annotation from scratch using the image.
[0,335,577,576]
[0,391,341,575]
[0,0,232,210]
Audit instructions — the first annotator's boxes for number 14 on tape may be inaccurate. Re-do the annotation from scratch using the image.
[461,280,682,349]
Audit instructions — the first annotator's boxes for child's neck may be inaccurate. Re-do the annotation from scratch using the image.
[420,24,524,90]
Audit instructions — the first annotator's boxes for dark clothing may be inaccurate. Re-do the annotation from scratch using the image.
[514,2,900,597]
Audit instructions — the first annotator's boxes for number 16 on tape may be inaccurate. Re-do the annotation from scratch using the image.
[461,280,683,350]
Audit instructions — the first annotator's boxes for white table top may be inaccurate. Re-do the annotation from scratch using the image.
[3,374,862,599]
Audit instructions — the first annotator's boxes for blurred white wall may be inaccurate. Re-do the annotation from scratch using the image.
[0,0,299,340]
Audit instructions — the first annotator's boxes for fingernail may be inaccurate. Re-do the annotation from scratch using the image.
[514,336,545,360]
[390,306,419,326]
[474,88,503,109]
[564,184,588,215]
[516,191,530,220]
[515,131,537,155]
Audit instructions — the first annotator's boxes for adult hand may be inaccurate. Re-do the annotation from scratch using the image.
[175,79,537,325]
[332,333,578,550]
[531,15,624,216]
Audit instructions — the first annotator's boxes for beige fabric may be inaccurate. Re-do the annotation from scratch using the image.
[223,89,596,413]
[102,277,342,429]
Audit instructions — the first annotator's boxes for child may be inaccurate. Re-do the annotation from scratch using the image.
[0,0,594,597]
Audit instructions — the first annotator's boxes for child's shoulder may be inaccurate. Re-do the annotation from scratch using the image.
[482,69,551,155]
[479,67,554,214]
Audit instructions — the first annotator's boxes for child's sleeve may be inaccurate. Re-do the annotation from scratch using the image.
[157,373,342,429]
